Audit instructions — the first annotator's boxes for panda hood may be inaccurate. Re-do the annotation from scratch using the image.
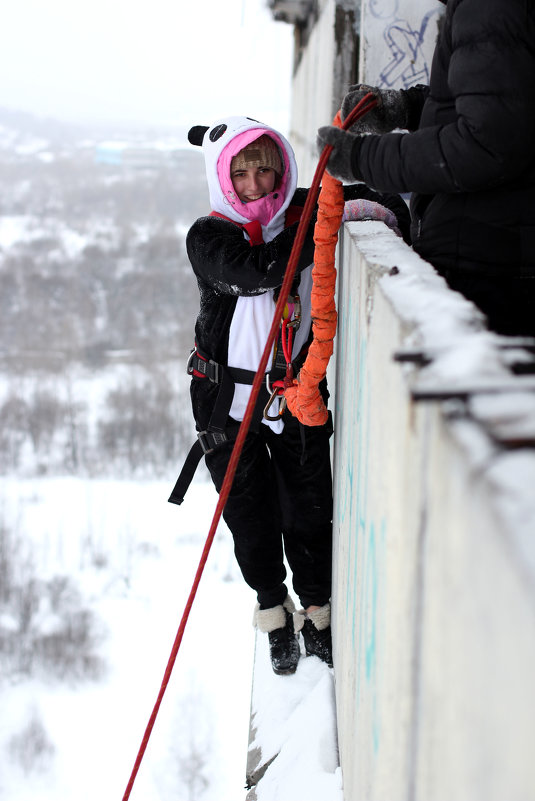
[188,116,298,237]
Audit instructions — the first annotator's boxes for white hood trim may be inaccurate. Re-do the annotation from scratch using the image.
[201,116,298,240]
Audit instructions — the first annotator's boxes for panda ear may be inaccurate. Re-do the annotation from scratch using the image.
[188,126,209,146]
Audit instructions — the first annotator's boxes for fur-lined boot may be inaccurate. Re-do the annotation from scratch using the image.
[253,595,300,675]
[300,602,333,668]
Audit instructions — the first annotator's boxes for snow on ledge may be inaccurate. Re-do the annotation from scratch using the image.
[345,220,534,389]
[344,220,535,572]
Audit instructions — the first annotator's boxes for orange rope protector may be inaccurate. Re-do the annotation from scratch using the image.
[284,110,345,426]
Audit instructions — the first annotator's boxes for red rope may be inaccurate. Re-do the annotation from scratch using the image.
[121,93,377,801]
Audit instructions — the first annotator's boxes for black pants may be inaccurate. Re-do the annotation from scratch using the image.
[193,381,333,609]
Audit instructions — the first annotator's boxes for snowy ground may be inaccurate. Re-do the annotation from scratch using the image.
[249,634,342,801]
[0,476,341,801]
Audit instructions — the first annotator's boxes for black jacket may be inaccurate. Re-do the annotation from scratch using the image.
[352,0,535,277]
[187,185,410,363]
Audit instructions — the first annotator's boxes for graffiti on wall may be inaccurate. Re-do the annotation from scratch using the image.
[335,275,386,757]
[363,1,442,89]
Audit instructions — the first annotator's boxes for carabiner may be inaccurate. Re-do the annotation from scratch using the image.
[263,385,287,421]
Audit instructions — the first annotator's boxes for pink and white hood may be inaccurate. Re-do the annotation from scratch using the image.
[199,115,298,239]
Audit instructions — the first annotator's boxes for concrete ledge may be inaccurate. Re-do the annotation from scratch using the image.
[331,222,535,801]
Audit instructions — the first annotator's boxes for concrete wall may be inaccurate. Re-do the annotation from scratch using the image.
[289,0,359,182]
[331,222,535,801]
[271,3,535,796]
[288,0,443,181]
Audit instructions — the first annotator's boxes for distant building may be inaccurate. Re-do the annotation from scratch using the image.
[94,141,182,170]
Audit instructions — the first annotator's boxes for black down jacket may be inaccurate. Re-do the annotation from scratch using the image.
[352,0,535,278]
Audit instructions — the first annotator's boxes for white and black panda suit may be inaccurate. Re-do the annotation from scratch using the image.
[182,116,409,613]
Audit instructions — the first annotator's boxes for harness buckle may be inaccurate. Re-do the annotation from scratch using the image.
[186,348,196,375]
[198,430,228,455]
[207,359,220,384]
[188,349,221,383]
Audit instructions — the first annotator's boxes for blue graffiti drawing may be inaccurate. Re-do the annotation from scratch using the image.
[379,9,441,88]
[369,0,399,20]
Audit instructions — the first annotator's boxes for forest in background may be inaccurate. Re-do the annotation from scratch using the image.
[0,111,240,799]
[0,108,209,477]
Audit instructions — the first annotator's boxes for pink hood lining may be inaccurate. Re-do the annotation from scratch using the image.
[217,129,289,227]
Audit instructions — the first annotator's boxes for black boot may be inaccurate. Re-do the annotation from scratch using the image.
[254,595,300,676]
[300,603,333,668]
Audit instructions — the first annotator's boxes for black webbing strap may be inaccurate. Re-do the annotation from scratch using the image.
[168,433,224,506]
[168,348,279,505]
[167,383,268,506]
[206,364,236,434]
[189,351,259,390]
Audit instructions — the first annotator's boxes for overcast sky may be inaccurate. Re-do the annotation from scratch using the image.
[0,0,294,134]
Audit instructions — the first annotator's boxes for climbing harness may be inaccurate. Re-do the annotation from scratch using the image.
[121,93,378,801]
[168,342,302,505]
[168,208,305,504]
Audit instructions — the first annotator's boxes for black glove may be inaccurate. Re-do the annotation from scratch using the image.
[316,126,364,183]
[341,84,409,134]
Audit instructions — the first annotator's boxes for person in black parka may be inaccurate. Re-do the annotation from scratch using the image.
[318,0,535,336]
[173,115,410,675]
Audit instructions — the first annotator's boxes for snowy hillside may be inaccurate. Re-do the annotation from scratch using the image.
[0,110,208,479]
[0,478,254,800]
[0,110,342,801]
[0,111,256,800]
[0,476,342,801]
